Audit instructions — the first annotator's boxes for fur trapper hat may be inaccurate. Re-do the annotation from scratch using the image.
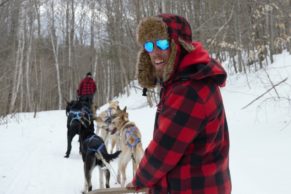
[136,14,195,89]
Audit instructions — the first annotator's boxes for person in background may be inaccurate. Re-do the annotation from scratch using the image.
[77,72,96,106]
[126,14,231,194]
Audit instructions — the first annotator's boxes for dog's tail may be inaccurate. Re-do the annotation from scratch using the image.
[101,149,121,163]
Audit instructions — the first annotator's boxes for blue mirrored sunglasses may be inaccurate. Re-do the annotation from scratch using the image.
[144,39,170,53]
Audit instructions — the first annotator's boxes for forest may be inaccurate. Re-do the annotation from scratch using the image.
[0,0,290,117]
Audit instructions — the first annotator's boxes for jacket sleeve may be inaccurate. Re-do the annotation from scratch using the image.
[132,82,207,188]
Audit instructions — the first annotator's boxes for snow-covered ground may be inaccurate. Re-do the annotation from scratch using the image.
[1,51,291,194]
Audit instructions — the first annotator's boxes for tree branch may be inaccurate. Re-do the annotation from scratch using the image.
[241,77,288,109]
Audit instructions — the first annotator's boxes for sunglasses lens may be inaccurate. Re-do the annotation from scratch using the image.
[156,39,169,50]
[144,42,154,52]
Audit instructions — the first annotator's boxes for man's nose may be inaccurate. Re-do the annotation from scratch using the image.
[151,45,163,55]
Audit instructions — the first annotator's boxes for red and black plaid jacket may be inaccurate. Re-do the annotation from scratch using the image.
[132,42,231,194]
[77,77,96,96]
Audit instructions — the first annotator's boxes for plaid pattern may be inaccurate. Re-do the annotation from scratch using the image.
[77,77,96,96]
[158,14,192,43]
[132,49,231,193]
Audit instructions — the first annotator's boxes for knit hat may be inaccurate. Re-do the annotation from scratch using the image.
[86,72,92,76]
[136,14,195,89]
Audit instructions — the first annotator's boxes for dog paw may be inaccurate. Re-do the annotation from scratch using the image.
[64,154,69,158]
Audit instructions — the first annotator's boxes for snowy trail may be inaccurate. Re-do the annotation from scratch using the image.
[0,111,86,194]
[0,107,153,194]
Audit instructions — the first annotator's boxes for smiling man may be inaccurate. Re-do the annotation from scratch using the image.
[126,14,232,194]
[145,39,171,76]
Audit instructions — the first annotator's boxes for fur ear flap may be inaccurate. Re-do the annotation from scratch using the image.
[178,37,195,52]
[136,50,157,89]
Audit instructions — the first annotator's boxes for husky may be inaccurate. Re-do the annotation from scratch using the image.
[77,101,121,193]
[109,106,144,187]
[64,100,92,158]
[95,100,120,153]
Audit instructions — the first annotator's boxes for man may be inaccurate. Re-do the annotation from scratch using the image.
[77,72,96,106]
[126,14,231,194]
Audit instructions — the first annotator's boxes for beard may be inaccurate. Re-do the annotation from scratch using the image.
[155,68,164,79]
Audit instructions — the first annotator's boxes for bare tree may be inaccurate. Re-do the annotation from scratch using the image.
[9,0,24,113]
[0,0,290,117]
[49,0,63,109]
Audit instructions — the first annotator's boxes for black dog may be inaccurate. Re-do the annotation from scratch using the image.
[64,100,92,158]
[78,103,121,192]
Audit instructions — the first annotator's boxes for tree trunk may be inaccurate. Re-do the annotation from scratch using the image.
[9,4,25,113]
[267,1,274,63]
[50,1,62,109]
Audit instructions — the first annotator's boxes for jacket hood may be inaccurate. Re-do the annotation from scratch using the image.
[177,42,226,86]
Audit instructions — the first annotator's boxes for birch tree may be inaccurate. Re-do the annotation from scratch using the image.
[0,0,290,116]
[9,0,24,113]
[49,0,62,109]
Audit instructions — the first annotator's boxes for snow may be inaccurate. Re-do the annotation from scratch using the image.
[1,51,291,194]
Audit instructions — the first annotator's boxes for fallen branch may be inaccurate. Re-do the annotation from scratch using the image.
[264,69,280,98]
[241,77,288,110]
[88,187,148,194]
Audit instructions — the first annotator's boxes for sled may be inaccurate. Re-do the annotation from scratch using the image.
[87,187,148,194]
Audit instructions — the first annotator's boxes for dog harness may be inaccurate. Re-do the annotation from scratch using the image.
[104,108,118,134]
[82,106,93,116]
[84,135,105,153]
[69,108,92,128]
[125,126,141,148]
[69,111,82,126]
[104,108,114,124]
